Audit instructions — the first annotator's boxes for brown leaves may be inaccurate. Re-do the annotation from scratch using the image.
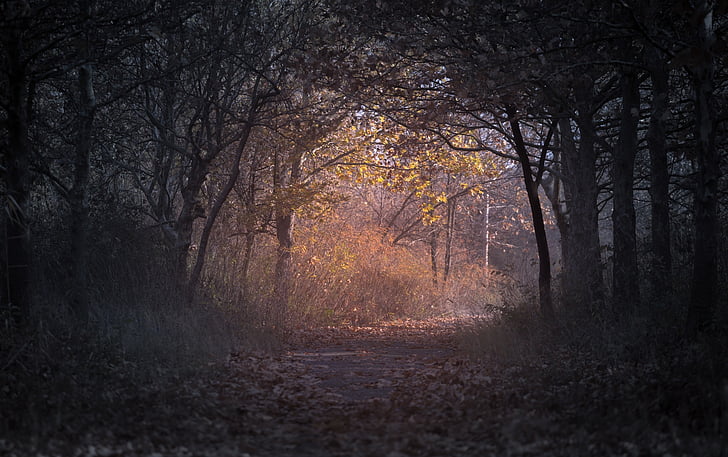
[5,318,722,456]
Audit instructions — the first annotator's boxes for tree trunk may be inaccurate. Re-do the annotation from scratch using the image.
[239,147,261,303]
[429,229,438,285]
[2,31,31,325]
[484,192,491,269]
[272,149,304,320]
[174,161,208,283]
[143,32,179,240]
[687,1,720,336]
[274,208,294,320]
[187,124,253,303]
[647,49,672,303]
[540,147,571,302]
[155,69,177,226]
[443,198,455,283]
[507,108,553,320]
[612,69,640,315]
[561,79,605,312]
[556,118,579,302]
[68,7,96,319]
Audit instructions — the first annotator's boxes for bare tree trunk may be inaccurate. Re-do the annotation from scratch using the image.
[154,67,177,227]
[177,202,207,291]
[139,28,194,285]
[239,145,262,303]
[541,145,572,304]
[274,208,294,319]
[174,160,208,283]
[2,37,31,325]
[429,229,438,285]
[68,3,96,319]
[507,108,554,320]
[687,1,720,336]
[612,69,640,314]
[443,198,455,283]
[272,149,303,320]
[647,49,672,303]
[560,79,605,312]
[556,119,579,302]
[187,124,253,303]
[484,192,491,269]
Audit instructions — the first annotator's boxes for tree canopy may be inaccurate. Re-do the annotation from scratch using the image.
[1,0,727,343]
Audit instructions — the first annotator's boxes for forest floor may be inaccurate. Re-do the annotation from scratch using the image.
[3,318,724,456]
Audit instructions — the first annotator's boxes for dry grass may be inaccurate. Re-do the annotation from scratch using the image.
[458,299,728,452]
[203,218,523,328]
[288,222,441,324]
[0,222,259,439]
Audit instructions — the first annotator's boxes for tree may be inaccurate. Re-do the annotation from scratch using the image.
[611,64,641,314]
[124,0,326,303]
[328,108,502,283]
[637,0,675,303]
[266,90,354,318]
[0,0,126,320]
[507,107,555,319]
[334,0,612,316]
[684,0,723,335]
[0,1,33,322]
[186,0,329,301]
[646,46,673,303]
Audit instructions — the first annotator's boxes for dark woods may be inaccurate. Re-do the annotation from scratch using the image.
[0,0,727,445]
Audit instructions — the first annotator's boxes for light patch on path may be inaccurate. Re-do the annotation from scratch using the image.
[287,328,458,402]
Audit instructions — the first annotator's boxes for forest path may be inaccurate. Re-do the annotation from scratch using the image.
[11,319,489,457]
[13,318,716,457]
[237,319,479,456]
[286,319,459,402]
[202,318,715,457]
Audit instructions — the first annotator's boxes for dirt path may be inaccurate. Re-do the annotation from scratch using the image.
[205,319,718,457]
[287,321,459,402]
[7,319,480,457]
[8,318,718,457]
[237,319,475,457]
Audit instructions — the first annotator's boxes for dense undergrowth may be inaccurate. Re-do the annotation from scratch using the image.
[0,220,250,441]
[1,216,509,441]
[202,218,520,327]
[459,302,728,450]
[4,214,725,452]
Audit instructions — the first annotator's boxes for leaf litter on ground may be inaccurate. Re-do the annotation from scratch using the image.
[3,317,723,456]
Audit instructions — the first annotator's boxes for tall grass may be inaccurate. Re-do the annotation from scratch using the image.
[288,222,442,324]
[203,217,526,328]
[0,218,252,439]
